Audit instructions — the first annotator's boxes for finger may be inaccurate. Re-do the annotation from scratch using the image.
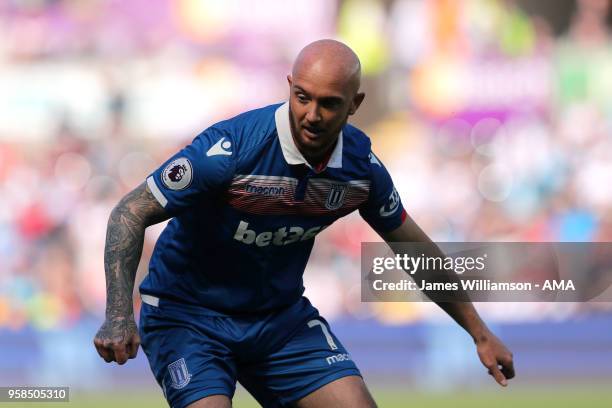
[93,336,101,347]
[501,357,515,380]
[103,350,115,363]
[488,364,508,387]
[94,337,110,361]
[126,343,138,359]
[94,342,115,363]
[93,337,107,350]
[112,343,129,365]
[126,336,140,359]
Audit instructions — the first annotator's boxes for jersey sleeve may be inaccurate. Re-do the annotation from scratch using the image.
[359,152,406,233]
[146,126,236,215]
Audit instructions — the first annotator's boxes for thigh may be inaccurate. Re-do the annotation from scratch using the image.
[186,395,232,408]
[294,375,376,408]
[139,303,237,408]
[237,315,364,407]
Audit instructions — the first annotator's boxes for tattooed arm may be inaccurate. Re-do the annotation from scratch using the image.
[94,182,169,365]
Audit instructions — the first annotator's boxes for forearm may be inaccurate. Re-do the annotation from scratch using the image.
[103,191,149,319]
[381,217,490,341]
[435,301,490,342]
[412,245,490,341]
[95,183,168,365]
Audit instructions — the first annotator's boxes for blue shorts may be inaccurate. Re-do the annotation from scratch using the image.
[138,296,360,408]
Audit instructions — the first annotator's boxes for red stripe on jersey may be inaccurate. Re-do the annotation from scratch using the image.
[225,176,371,216]
[313,141,336,173]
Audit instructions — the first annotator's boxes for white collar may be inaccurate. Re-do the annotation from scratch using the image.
[274,102,343,169]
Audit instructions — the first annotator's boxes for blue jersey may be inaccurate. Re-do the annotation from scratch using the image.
[140,102,405,314]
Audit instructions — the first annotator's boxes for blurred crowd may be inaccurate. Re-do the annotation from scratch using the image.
[1,0,611,333]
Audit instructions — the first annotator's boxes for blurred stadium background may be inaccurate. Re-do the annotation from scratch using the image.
[1,0,612,406]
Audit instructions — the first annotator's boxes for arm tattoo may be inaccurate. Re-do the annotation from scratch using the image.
[103,182,167,320]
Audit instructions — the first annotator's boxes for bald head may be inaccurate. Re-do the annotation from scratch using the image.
[286,40,366,165]
[292,39,362,96]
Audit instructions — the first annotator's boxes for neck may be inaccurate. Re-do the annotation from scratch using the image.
[293,135,336,167]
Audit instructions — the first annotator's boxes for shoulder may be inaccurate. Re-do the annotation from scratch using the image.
[186,103,282,165]
[210,103,281,150]
[341,124,395,184]
[342,123,373,162]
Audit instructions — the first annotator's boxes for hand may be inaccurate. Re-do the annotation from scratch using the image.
[94,315,140,365]
[475,331,515,387]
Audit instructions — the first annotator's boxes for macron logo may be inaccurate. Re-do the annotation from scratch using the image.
[206,138,232,157]
[369,153,381,167]
[326,353,351,365]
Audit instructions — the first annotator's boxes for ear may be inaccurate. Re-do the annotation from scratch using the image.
[287,75,293,87]
[348,92,365,115]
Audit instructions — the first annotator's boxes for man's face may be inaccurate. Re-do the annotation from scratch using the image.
[287,65,363,161]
